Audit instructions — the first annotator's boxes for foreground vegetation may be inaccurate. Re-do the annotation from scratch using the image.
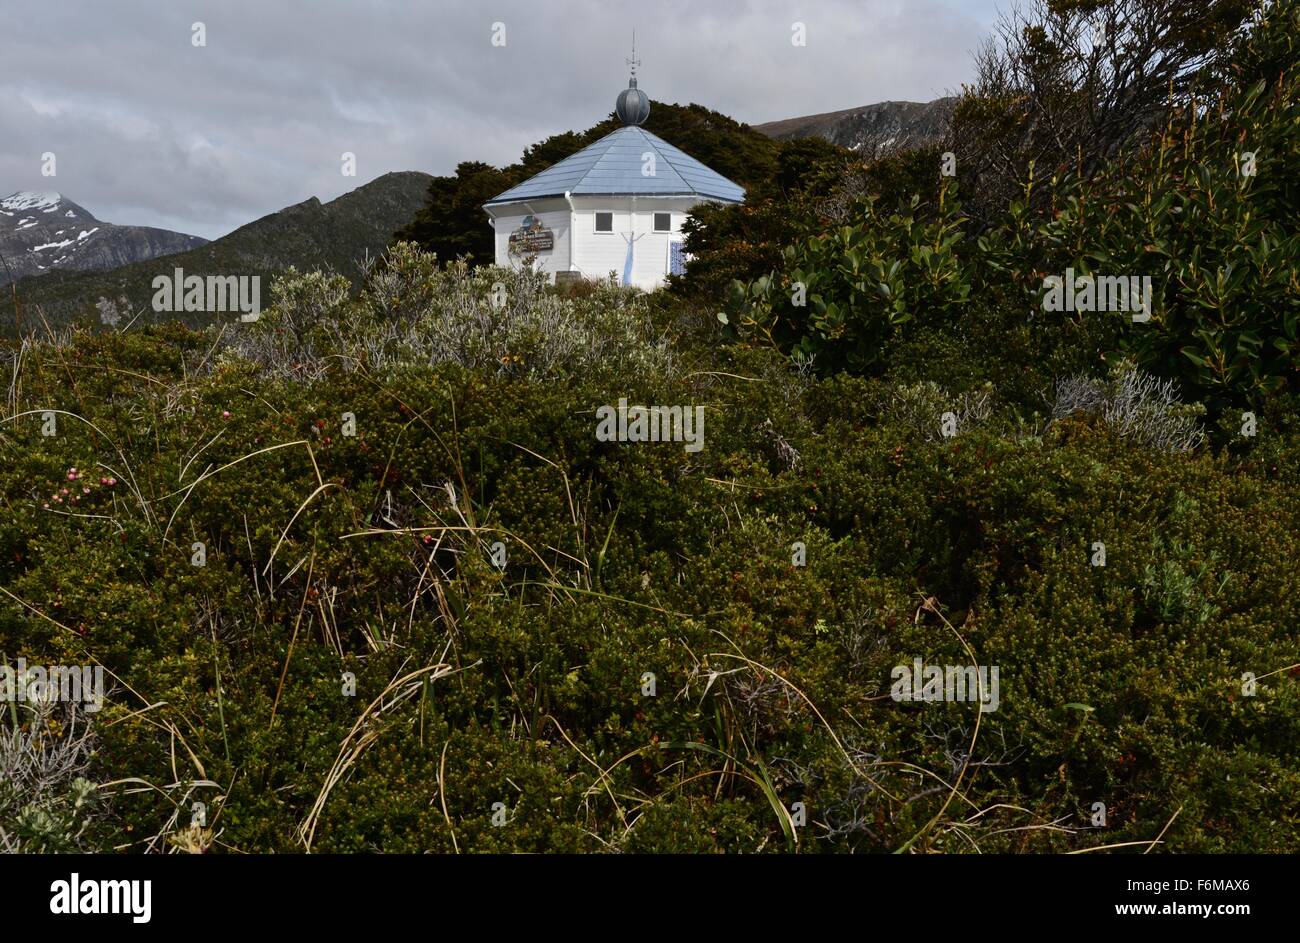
[3,245,1298,852]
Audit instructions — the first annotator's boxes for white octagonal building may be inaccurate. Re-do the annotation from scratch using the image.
[482,72,745,290]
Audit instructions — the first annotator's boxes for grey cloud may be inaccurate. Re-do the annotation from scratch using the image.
[1,0,999,240]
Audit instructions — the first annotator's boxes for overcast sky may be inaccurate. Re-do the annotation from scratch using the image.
[1,0,1003,240]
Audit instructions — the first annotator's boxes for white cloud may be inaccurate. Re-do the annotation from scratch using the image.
[1,0,999,240]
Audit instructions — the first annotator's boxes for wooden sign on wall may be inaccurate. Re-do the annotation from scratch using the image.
[508,215,554,254]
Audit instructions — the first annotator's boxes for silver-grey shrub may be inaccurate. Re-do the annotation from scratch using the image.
[0,698,98,853]
[883,380,994,442]
[220,242,678,383]
[1052,361,1204,453]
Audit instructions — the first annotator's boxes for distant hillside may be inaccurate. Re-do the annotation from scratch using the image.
[8,171,432,330]
[0,191,206,286]
[754,98,955,159]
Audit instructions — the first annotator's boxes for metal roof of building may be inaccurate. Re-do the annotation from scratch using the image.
[483,126,745,207]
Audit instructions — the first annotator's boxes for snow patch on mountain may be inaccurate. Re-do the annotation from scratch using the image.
[1,191,63,212]
[0,190,209,287]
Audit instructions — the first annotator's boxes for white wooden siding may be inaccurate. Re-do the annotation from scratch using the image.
[488,194,715,290]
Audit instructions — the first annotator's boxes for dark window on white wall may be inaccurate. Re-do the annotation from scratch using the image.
[653,212,672,232]
[595,212,613,233]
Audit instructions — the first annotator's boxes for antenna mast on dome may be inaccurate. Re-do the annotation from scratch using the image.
[615,30,650,125]
[626,30,640,82]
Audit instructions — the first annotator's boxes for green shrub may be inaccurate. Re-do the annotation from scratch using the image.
[729,185,972,373]
[6,292,1298,852]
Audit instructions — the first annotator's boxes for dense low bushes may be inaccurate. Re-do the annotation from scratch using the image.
[1,249,1297,852]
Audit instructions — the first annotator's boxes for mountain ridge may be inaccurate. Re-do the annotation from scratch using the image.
[754,97,956,158]
[7,171,432,329]
[0,191,207,287]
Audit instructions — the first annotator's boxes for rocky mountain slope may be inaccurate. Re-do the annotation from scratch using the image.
[754,97,956,159]
[0,192,207,286]
[7,171,432,329]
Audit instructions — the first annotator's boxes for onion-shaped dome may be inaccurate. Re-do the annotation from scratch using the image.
[615,77,650,126]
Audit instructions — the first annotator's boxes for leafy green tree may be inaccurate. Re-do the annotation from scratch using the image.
[950,0,1260,224]
[672,137,857,302]
[394,161,511,266]
[728,184,973,373]
[731,0,1298,412]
